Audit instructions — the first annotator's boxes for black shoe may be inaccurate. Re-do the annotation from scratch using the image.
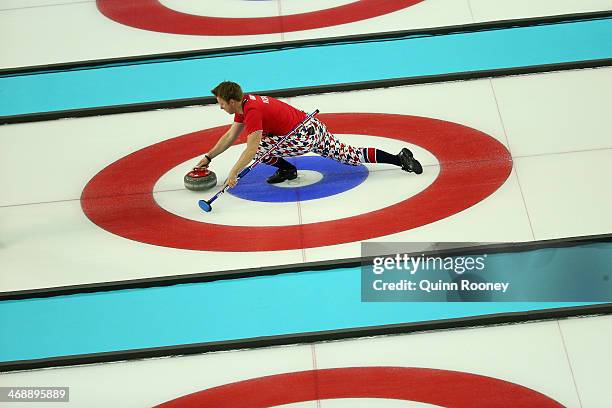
[267,167,298,184]
[399,148,423,174]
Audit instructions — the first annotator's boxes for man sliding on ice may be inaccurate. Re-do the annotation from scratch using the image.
[195,81,422,188]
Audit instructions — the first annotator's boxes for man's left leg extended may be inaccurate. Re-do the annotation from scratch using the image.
[309,118,423,174]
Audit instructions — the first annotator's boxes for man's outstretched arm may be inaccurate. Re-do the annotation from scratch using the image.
[224,130,263,188]
[195,122,244,168]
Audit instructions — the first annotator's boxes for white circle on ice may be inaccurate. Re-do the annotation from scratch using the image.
[153,134,439,227]
[274,170,324,188]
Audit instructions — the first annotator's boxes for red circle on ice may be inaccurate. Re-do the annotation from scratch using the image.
[96,0,427,35]
[155,367,564,407]
[80,113,513,251]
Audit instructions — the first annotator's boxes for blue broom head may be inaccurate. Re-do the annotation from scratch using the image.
[198,199,212,212]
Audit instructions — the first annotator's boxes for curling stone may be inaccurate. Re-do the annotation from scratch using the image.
[184,168,217,191]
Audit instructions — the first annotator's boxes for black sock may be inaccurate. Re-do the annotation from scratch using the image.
[361,148,401,166]
[271,157,296,170]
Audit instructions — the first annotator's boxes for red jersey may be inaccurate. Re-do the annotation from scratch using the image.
[234,94,307,137]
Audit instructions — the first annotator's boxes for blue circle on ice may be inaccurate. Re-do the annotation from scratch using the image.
[229,156,368,203]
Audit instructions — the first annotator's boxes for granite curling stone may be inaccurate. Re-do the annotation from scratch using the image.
[184,168,217,191]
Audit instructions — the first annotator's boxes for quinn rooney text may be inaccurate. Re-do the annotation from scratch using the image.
[372,279,510,293]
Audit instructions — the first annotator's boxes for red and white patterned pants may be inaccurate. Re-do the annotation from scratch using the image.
[255,118,365,166]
